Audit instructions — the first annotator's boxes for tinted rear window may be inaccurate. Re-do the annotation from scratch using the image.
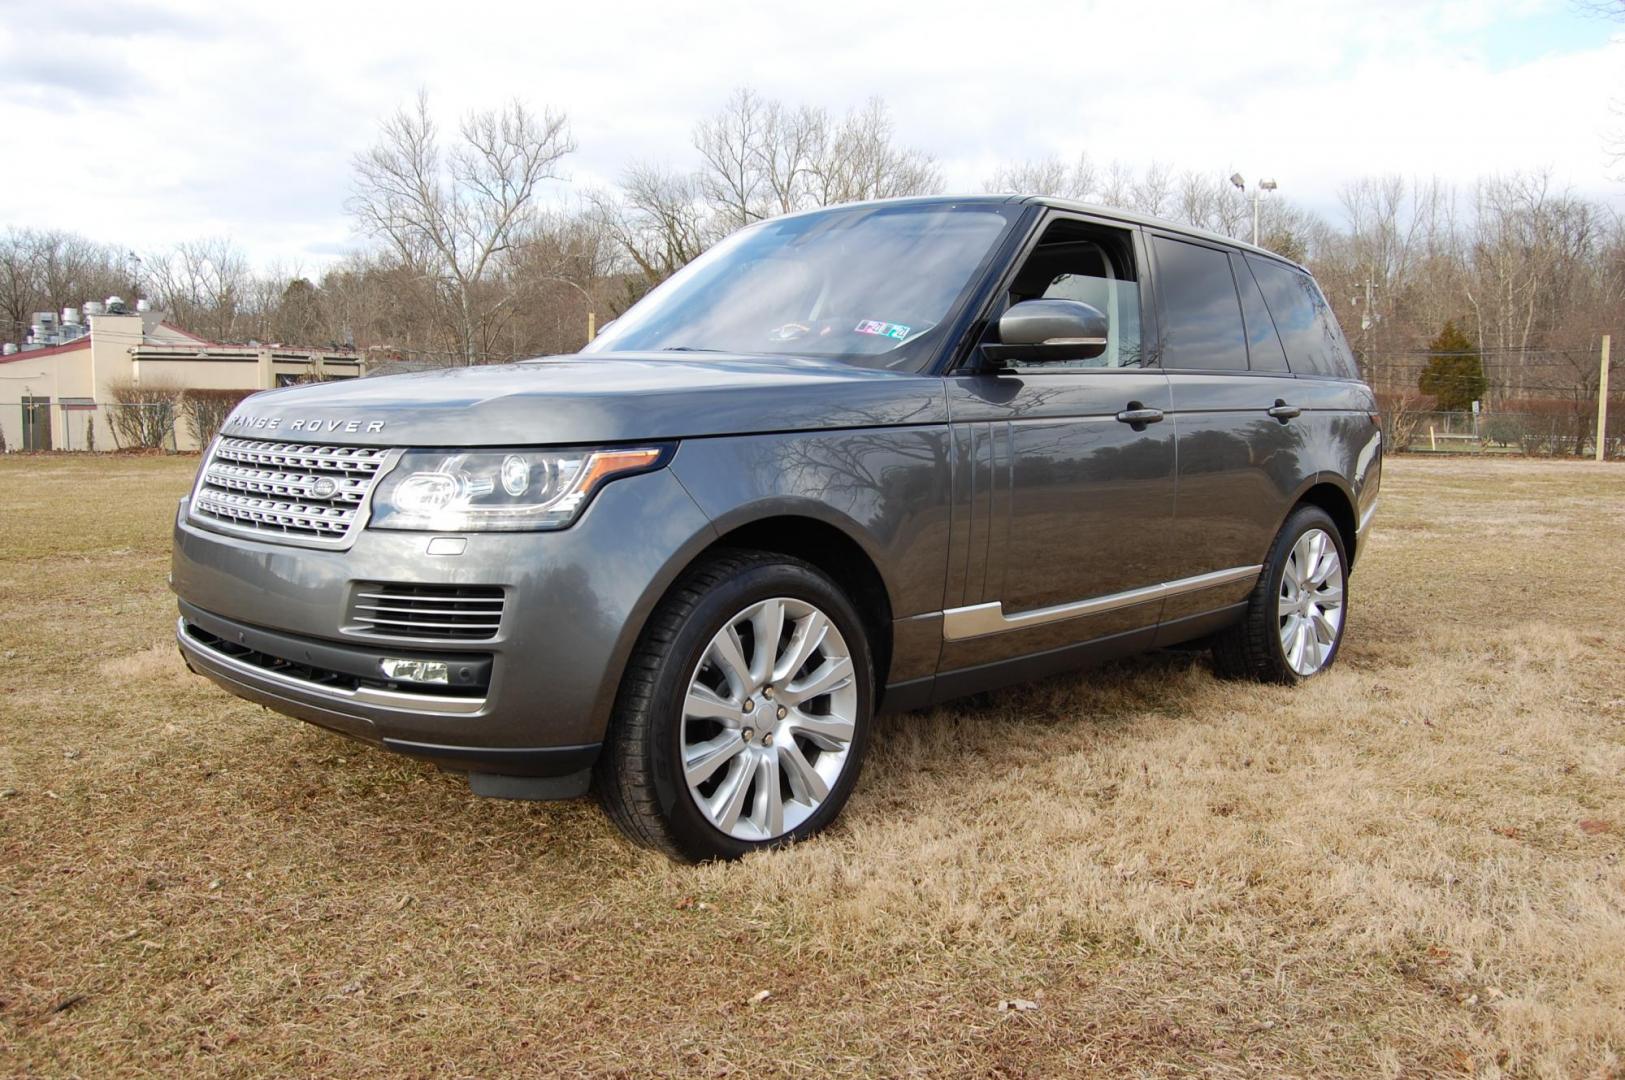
[1152,236,1248,371]
[1245,256,1355,378]
[1230,253,1289,372]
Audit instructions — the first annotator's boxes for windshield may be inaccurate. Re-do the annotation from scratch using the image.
[583,202,1020,370]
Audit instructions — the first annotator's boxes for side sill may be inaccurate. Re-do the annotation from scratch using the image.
[943,565,1261,641]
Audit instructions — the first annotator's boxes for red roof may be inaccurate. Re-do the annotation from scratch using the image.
[159,321,213,344]
[0,337,90,364]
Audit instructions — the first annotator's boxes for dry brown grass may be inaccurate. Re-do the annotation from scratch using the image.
[2,453,1622,1078]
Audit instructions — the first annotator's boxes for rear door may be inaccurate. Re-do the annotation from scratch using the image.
[1149,234,1301,629]
[939,212,1176,684]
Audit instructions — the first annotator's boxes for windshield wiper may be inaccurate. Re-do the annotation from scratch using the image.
[660,346,727,353]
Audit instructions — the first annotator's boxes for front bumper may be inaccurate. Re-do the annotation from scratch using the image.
[171,464,717,787]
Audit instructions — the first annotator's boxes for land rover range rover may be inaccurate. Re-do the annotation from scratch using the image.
[173,196,1381,861]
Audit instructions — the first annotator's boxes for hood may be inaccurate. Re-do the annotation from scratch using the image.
[220,353,947,447]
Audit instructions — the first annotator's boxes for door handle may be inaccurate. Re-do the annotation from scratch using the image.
[1267,401,1301,421]
[1115,405,1165,426]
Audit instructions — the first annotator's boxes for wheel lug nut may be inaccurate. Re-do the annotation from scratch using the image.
[777,706,787,720]
[761,733,773,747]
[742,698,754,713]
[763,686,774,699]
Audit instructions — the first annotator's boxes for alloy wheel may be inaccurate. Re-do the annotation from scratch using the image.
[680,597,858,842]
[1278,527,1344,676]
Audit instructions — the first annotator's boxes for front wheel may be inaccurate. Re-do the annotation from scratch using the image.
[595,550,873,862]
[1212,505,1348,683]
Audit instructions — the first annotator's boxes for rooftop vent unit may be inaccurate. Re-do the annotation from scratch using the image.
[83,300,105,316]
[30,312,60,347]
[136,298,151,313]
[62,306,81,325]
[105,296,128,314]
[2,343,17,356]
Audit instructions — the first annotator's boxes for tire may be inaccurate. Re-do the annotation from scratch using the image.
[594,549,874,862]
[1212,505,1348,684]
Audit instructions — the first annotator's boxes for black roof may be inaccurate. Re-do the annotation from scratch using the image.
[771,193,1308,273]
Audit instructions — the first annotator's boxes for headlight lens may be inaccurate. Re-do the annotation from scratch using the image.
[368,447,664,532]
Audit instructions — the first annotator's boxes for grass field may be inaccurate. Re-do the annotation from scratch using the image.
[2,454,1622,1078]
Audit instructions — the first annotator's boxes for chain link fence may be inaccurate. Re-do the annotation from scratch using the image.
[0,402,183,453]
[1392,407,1623,458]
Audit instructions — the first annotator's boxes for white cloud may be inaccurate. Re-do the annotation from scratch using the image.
[0,0,1618,269]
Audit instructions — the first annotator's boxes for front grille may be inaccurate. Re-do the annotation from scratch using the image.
[191,438,393,546]
[348,583,506,640]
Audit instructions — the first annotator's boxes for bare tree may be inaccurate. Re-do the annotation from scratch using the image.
[692,89,940,225]
[349,90,574,364]
[0,229,128,345]
[986,153,1099,200]
[591,165,715,297]
[808,98,942,205]
[145,238,252,342]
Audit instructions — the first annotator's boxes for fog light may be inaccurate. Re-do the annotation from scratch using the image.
[380,658,450,685]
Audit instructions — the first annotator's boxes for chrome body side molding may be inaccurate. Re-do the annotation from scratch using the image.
[941,564,1263,641]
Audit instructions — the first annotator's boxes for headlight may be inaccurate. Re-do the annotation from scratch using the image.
[368,447,665,532]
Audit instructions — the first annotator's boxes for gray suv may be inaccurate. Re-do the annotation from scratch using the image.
[173,196,1381,861]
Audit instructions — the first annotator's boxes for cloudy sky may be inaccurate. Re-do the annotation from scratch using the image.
[1,0,1620,270]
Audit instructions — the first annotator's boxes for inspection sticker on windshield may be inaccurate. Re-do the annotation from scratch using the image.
[855,319,911,340]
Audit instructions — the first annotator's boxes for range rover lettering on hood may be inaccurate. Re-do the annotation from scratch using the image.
[225,414,386,434]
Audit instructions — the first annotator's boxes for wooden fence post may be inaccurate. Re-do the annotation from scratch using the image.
[1598,335,1611,463]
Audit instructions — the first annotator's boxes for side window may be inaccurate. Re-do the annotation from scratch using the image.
[1245,256,1354,378]
[1151,236,1248,371]
[1000,220,1144,369]
[1230,253,1289,371]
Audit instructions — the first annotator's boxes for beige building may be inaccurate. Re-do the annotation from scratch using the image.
[1,305,363,451]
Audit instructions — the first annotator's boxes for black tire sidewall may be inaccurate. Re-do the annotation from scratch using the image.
[1264,506,1349,682]
[641,559,873,861]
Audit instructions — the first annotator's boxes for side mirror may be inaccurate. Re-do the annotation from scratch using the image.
[981,299,1108,365]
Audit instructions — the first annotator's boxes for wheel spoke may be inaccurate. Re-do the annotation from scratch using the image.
[685,683,739,724]
[778,738,829,804]
[751,750,783,837]
[786,709,854,750]
[1310,549,1340,588]
[1313,583,1344,610]
[707,754,755,833]
[748,600,786,686]
[685,730,746,786]
[773,611,829,685]
[779,656,853,707]
[1288,618,1309,670]
[1310,609,1338,645]
[709,624,752,697]
[1282,552,1304,592]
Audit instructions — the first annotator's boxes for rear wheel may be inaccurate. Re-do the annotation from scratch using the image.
[1213,505,1348,683]
[595,550,873,862]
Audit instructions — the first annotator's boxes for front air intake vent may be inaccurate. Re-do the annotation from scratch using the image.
[348,583,505,640]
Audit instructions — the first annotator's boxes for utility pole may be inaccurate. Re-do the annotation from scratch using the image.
[1598,335,1612,463]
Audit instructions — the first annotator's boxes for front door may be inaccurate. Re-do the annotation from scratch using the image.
[938,215,1178,683]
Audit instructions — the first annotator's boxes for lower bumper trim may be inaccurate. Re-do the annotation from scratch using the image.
[381,737,601,777]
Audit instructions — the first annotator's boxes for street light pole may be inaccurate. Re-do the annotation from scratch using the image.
[1230,174,1278,247]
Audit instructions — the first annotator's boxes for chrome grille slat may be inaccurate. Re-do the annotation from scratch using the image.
[191,437,391,546]
[348,583,506,641]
